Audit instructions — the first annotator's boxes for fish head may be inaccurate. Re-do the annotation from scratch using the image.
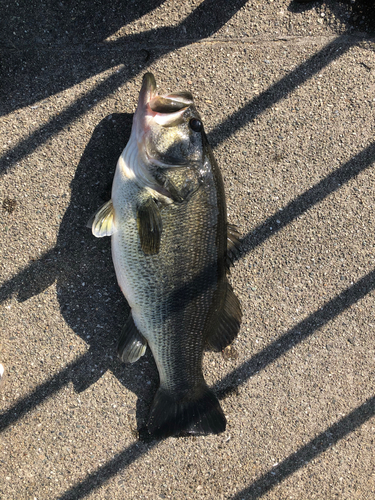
[133,73,205,170]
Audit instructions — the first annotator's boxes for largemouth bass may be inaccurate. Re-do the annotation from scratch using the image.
[90,73,242,438]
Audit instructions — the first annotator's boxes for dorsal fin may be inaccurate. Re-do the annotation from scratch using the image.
[206,281,242,352]
[226,223,241,268]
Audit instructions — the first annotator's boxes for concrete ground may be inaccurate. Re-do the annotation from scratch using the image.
[1,1,375,499]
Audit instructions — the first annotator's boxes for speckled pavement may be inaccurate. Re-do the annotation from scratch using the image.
[1,1,375,499]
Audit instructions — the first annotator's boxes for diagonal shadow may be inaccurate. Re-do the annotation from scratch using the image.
[0,112,161,404]
[231,395,375,500]
[2,266,374,429]
[288,0,375,35]
[0,30,364,176]
[1,3,374,499]
[1,139,373,309]
[0,0,250,117]
[1,132,374,429]
[2,0,371,118]
[2,268,374,498]
[215,268,375,396]
[56,396,375,500]
[0,65,130,174]
[1,2,374,491]
[0,0,249,174]
[207,32,363,147]
[2,135,374,497]
[241,141,375,252]
[0,350,102,432]
[56,440,158,500]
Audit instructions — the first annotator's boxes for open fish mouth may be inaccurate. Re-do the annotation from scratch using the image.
[138,73,194,127]
[133,72,202,171]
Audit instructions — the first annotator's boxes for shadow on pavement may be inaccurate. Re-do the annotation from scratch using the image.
[289,0,375,34]
[231,394,375,499]
[56,439,157,500]
[1,125,374,496]
[2,268,374,497]
[241,142,375,253]
[208,34,364,148]
[0,111,159,406]
[215,267,375,398]
[53,395,375,500]
[2,4,373,175]
[0,0,250,116]
[1,120,374,428]
[1,1,375,495]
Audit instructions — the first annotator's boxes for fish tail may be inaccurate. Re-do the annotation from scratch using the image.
[147,383,226,438]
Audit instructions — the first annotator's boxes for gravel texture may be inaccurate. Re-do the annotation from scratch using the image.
[1,1,375,499]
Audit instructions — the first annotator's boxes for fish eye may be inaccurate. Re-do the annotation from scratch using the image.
[189,118,203,133]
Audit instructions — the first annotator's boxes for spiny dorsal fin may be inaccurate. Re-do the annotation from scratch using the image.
[89,200,116,237]
[137,198,163,255]
[118,312,147,364]
[206,281,242,352]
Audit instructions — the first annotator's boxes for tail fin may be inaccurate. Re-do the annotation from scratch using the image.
[147,383,226,438]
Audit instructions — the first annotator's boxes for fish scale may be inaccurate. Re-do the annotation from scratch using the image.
[113,166,218,391]
[91,73,242,438]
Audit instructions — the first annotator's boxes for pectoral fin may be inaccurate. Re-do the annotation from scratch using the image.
[137,198,163,255]
[206,281,242,352]
[88,200,116,237]
[118,313,147,364]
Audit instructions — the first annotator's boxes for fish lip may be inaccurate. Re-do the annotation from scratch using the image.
[147,93,192,127]
[159,91,194,107]
[138,73,194,119]
[148,91,194,116]
[150,106,188,127]
[138,73,157,107]
[135,73,189,129]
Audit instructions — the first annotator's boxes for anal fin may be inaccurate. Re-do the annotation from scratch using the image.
[118,313,147,363]
[206,281,242,352]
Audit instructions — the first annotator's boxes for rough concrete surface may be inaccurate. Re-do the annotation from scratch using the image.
[1,1,375,499]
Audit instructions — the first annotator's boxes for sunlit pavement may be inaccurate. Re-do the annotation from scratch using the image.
[1,1,374,499]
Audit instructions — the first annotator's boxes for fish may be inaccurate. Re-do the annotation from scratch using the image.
[90,73,242,438]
